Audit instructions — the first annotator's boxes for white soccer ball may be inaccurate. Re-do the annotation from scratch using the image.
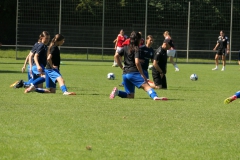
[190,73,198,81]
[148,65,153,70]
[107,73,115,80]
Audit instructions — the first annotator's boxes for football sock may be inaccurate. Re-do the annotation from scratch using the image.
[60,85,67,93]
[32,77,45,86]
[235,91,240,98]
[118,90,127,98]
[24,78,34,86]
[147,88,158,99]
[35,88,45,93]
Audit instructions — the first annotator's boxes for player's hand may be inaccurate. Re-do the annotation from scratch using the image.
[37,66,42,73]
[160,73,164,78]
[22,66,26,73]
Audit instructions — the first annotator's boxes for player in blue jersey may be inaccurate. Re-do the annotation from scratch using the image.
[25,34,76,95]
[109,31,167,100]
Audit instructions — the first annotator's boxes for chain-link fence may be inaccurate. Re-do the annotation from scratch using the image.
[15,0,240,62]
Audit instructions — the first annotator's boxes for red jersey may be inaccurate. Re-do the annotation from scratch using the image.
[122,38,130,46]
[116,34,126,47]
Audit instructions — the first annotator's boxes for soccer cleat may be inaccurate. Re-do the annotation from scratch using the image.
[14,80,24,88]
[212,67,218,71]
[221,68,225,71]
[112,64,118,67]
[63,92,76,95]
[10,81,19,87]
[224,96,236,104]
[109,87,118,99]
[154,97,168,101]
[175,68,180,71]
[24,85,35,93]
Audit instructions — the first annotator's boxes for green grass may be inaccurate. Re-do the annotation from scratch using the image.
[1,58,240,159]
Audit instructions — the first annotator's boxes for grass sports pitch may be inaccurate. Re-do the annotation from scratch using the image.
[0,58,240,159]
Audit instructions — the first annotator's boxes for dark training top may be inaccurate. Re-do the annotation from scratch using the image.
[152,38,170,74]
[45,45,61,70]
[118,45,140,74]
[217,36,229,50]
[139,45,154,71]
[34,43,48,67]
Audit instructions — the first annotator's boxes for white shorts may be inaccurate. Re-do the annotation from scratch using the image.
[116,47,123,53]
[167,49,176,57]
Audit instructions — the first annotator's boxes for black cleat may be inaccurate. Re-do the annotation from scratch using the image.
[14,80,24,88]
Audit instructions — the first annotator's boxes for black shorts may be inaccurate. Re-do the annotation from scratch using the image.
[152,72,167,89]
[217,49,226,56]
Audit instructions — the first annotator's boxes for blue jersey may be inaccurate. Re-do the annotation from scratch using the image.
[139,45,154,71]
[34,43,48,67]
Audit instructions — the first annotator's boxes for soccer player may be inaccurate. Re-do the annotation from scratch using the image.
[212,30,230,71]
[112,29,127,67]
[151,31,173,89]
[109,31,167,101]
[163,31,179,71]
[22,31,50,92]
[11,32,48,88]
[25,34,76,95]
[224,91,240,104]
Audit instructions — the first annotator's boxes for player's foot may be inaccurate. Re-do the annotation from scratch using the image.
[153,97,168,100]
[24,85,35,93]
[10,81,19,87]
[109,87,118,99]
[63,92,76,95]
[221,68,225,71]
[14,80,24,88]
[175,68,180,71]
[112,64,118,67]
[224,96,237,104]
[212,67,218,71]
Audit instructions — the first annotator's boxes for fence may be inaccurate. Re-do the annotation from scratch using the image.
[14,0,240,63]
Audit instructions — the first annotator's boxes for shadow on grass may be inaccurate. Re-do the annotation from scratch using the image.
[0,70,21,73]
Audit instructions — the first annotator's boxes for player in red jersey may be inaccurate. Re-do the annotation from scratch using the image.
[112,29,127,67]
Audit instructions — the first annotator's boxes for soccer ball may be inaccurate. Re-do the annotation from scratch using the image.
[190,74,198,81]
[107,73,115,80]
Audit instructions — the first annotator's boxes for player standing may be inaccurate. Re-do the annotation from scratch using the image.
[212,30,230,71]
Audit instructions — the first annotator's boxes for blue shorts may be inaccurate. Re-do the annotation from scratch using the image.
[122,72,145,94]
[32,64,45,75]
[45,69,62,88]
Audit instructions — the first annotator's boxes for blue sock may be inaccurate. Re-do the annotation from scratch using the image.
[35,88,45,93]
[147,88,158,99]
[24,78,34,86]
[60,85,67,93]
[32,77,45,86]
[235,91,240,98]
[118,90,127,98]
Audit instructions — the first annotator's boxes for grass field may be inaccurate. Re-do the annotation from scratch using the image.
[1,58,240,160]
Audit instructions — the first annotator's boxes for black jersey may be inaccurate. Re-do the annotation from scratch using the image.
[45,46,61,70]
[34,43,48,67]
[152,38,170,74]
[217,36,229,50]
[139,45,154,71]
[118,46,140,74]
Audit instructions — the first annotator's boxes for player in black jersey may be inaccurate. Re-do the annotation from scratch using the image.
[212,30,230,71]
[151,33,173,89]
